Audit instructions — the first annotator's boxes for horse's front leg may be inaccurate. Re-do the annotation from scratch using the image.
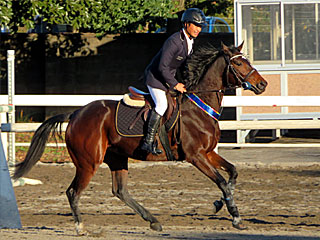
[207,151,238,212]
[111,169,162,231]
[188,151,245,230]
[207,151,238,191]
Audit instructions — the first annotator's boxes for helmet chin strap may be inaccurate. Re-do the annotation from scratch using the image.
[184,23,195,39]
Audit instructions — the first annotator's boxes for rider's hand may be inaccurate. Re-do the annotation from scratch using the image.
[174,83,186,93]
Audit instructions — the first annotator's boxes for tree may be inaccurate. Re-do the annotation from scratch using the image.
[1,0,234,34]
[1,0,178,34]
[0,0,12,29]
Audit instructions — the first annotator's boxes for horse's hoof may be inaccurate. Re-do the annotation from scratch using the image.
[150,222,162,231]
[75,223,88,236]
[77,230,88,236]
[213,200,224,214]
[232,218,247,230]
[232,222,247,230]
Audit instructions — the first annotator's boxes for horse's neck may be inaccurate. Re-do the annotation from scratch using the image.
[194,56,226,110]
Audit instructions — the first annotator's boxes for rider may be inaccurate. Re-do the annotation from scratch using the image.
[141,8,206,155]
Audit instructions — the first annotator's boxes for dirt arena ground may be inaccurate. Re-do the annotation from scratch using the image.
[1,146,320,240]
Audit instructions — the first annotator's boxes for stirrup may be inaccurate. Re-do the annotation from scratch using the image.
[141,141,162,155]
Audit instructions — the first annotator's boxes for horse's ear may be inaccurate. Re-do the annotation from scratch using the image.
[221,42,231,55]
[237,41,244,51]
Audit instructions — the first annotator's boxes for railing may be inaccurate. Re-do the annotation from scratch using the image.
[1,95,320,107]
[1,95,320,148]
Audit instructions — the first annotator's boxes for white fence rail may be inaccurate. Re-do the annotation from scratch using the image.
[2,118,320,133]
[1,95,320,107]
[0,95,122,106]
[1,95,320,148]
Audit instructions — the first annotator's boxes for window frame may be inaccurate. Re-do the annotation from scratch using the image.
[235,0,320,70]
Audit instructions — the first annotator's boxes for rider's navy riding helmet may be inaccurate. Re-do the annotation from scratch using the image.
[181,8,207,28]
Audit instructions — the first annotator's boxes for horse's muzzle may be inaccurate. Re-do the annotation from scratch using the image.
[258,80,268,90]
[252,79,268,94]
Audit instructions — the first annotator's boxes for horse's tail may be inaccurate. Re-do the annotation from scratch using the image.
[13,112,73,180]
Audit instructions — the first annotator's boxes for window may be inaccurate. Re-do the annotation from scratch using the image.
[241,3,320,65]
[284,4,319,63]
[242,4,281,64]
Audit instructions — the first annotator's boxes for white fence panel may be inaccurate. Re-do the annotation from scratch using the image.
[1,95,320,150]
[0,95,122,106]
[1,95,320,107]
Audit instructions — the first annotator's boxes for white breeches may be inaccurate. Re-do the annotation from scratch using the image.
[147,85,168,116]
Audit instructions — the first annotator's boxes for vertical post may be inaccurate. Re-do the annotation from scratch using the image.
[234,1,243,145]
[291,5,296,62]
[233,0,238,45]
[315,3,318,60]
[0,132,22,229]
[7,50,15,167]
[236,88,244,144]
[280,1,286,67]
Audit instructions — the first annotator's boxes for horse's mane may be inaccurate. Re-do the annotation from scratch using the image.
[178,43,238,90]
[178,43,221,90]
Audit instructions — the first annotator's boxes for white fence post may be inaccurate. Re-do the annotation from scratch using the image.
[7,50,15,167]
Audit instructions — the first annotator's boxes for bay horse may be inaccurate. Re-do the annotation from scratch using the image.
[14,42,267,235]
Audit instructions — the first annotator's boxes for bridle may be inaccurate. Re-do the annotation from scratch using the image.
[186,52,257,94]
[224,53,257,90]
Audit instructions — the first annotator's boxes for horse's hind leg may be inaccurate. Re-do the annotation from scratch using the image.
[66,166,96,235]
[66,143,101,235]
[106,152,162,231]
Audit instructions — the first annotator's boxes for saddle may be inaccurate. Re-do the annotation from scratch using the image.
[123,86,177,125]
[123,86,151,108]
[116,86,179,160]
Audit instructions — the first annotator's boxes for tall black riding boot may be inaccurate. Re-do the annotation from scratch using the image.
[141,110,163,155]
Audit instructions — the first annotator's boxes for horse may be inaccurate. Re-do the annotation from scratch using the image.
[13,41,268,235]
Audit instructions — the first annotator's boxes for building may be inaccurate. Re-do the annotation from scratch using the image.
[234,0,320,118]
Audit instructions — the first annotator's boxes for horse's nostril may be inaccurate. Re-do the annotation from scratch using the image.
[257,81,267,90]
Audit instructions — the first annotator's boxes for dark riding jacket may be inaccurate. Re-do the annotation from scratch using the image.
[144,31,189,91]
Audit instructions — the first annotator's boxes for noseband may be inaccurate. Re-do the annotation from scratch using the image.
[224,54,256,90]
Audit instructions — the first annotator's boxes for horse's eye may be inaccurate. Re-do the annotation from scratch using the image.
[234,60,242,66]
